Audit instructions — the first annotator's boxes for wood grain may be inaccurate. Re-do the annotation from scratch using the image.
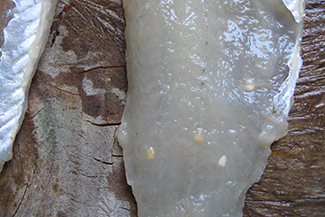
[0,0,324,216]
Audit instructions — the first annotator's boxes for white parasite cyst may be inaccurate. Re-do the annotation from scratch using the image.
[218,155,227,168]
[244,79,255,92]
[147,147,155,160]
[194,133,203,143]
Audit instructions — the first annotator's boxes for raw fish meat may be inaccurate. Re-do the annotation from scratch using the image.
[118,0,305,216]
[0,0,57,171]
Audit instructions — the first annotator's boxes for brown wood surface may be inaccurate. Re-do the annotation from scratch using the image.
[0,0,324,216]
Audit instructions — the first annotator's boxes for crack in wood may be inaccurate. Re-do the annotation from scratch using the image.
[92,157,113,165]
[12,183,29,217]
[85,119,121,126]
[29,107,45,119]
[78,133,88,142]
[48,83,79,95]
[80,172,98,179]
[112,154,123,158]
[120,206,131,211]
[81,65,126,74]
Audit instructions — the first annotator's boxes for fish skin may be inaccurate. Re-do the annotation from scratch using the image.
[0,0,57,172]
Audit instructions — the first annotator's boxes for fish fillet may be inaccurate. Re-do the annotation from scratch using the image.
[118,0,305,216]
[0,0,57,171]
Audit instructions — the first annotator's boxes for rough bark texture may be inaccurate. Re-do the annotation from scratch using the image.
[0,0,324,216]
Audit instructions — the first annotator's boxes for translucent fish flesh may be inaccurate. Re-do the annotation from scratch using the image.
[0,0,57,171]
[118,0,305,216]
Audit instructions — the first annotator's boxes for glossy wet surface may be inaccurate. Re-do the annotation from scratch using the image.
[244,1,325,215]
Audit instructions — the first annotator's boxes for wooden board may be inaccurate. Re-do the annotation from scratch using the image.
[0,0,324,216]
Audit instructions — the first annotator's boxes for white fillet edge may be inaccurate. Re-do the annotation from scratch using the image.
[273,0,305,117]
[0,0,58,172]
[282,0,306,23]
